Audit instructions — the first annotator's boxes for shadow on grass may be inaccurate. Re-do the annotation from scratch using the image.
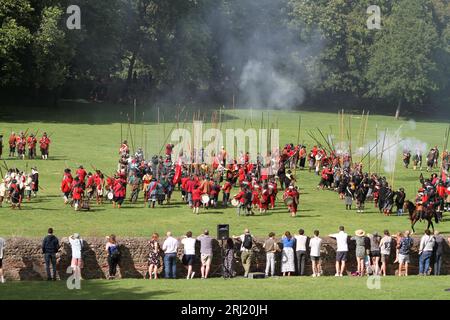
[0,280,176,300]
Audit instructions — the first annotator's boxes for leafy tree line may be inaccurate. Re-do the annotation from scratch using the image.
[0,0,449,115]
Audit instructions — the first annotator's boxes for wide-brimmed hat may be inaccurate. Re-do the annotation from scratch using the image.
[355,229,365,237]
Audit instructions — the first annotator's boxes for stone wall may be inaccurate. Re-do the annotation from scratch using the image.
[2,236,449,280]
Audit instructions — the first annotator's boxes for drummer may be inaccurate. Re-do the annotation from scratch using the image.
[192,185,202,214]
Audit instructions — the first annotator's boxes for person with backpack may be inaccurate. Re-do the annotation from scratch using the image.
[233,229,254,277]
[397,230,413,276]
[42,228,59,281]
[106,234,120,280]
[68,233,84,280]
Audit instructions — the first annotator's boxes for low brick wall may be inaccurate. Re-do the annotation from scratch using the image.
[2,236,449,280]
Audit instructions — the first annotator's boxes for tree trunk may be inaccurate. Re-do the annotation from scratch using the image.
[395,98,402,120]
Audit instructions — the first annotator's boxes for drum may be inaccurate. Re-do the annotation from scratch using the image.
[284,196,294,206]
[201,194,210,205]
[231,199,239,207]
[107,191,114,200]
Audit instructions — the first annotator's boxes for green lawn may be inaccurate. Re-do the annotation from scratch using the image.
[0,103,449,238]
[0,277,449,300]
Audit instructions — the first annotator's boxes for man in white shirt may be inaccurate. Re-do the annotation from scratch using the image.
[294,229,308,276]
[181,231,196,279]
[329,226,349,276]
[162,231,179,279]
[0,237,5,283]
[418,229,435,276]
[309,230,323,277]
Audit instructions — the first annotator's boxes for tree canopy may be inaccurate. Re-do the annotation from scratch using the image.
[0,0,449,114]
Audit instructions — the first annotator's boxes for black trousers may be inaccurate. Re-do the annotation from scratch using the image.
[108,255,120,277]
[44,253,57,279]
[296,250,307,276]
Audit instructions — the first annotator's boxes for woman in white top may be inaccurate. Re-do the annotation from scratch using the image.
[379,230,392,276]
[181,231,196,279]
[69,233,83,279]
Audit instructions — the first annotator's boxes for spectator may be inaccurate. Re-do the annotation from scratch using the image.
[397,230,413,276]
[367,231,381,275]
[162,231,179,279]
[42,228,59,281]
[379,230,392,276]
[223,238,235,278]
[281,231,295,276]
[148,233,162,280]
[309,230,322,277]
[263,232,278,277]
[181,231,196,279]
[329,226,349,276]
[351,229,366,276]
[433,230,444,276]
[392,231,403,263]
[68,233,83,280]
[419,229,435,276]
[105,234,120,280]
[233,229,254,278]
[0,236,5,283]
[294,229,308,276]
[197,229,213,279]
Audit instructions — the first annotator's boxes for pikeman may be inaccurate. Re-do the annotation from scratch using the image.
[8,179,22,209]
[76,165,87,188]
[27,133,37,159]
[85,172,95,200]
[165,143,174,161]
[268,178,278,209]
[260,184,270,214]
[402,150,411,168]
[93,170,104,204]
[112,174,126,209]
[61,169,73,204]
[39,132,51,160]
[8,132,16,157]
[221,179,232,207]
[16,132,26,160]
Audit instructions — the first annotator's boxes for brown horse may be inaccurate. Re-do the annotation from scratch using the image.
[403,200,436,233]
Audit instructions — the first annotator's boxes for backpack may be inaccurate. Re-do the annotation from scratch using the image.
[109,245,120,259]
[243,234,252,250]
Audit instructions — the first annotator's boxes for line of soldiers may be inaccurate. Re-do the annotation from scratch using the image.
[1,131,51,160]
[402,146,448,171]
[0,167,39,209]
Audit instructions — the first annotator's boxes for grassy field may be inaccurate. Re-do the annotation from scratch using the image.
[0,277,449,300]
[0,102,449,239]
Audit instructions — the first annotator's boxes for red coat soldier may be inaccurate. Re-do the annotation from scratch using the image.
[39,132,51,159]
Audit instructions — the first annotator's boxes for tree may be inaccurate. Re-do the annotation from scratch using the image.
[32,6,73,100]
[0,0,33,86]
[366,0,439,118]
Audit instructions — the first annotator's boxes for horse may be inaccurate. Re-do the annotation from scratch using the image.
[403,200,437,233]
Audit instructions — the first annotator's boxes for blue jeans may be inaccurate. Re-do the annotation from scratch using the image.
[419,251,432,275]
[164,253,177,279]
[44,253,57,279]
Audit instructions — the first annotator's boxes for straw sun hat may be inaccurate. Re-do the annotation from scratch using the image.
[355,229,366,237]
